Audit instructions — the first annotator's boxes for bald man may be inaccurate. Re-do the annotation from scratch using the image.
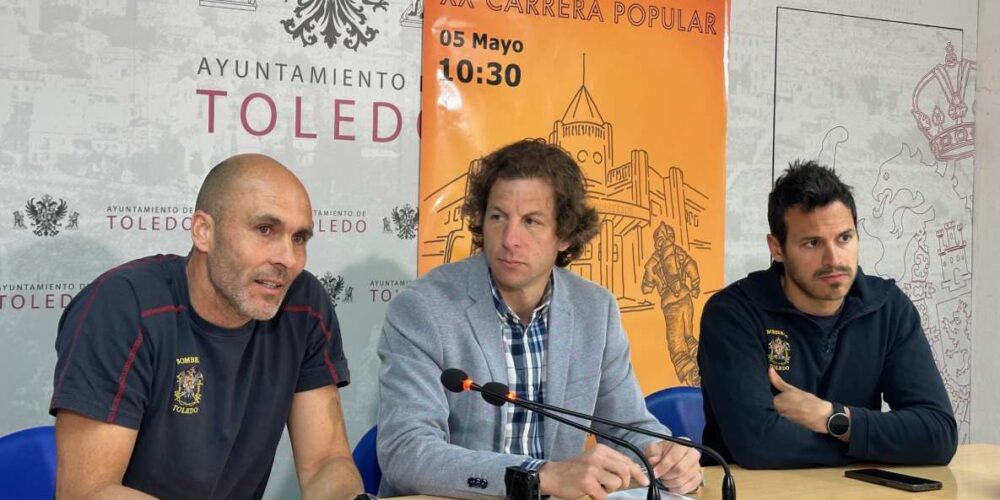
[50,154,365,499]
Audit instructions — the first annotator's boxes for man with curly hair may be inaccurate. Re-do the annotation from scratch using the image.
[378,139,702,499]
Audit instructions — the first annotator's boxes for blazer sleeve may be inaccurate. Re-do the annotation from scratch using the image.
[592,294,670,455]
[377,288,529,499]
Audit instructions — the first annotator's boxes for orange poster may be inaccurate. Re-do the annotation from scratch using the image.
[418,0,729,392]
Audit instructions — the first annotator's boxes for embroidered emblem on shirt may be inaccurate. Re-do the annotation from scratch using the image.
[172,365,204,415]
[766,328,791,371]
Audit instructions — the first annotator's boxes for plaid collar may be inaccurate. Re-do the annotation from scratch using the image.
[487,270,554,325]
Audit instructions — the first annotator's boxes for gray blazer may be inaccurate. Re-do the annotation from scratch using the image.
[377,255,669,498]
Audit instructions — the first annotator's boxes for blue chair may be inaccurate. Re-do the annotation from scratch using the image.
[645,386,705,444]
[352,425,381,494]
[0,425,57,500]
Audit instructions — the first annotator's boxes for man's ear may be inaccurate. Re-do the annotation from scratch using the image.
[191,210,215,253]
[557,237,571,253]
[766,233,785,263]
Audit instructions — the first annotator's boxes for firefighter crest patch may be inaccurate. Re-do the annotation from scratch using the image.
[172,365,204,415]
[766,328,791,371]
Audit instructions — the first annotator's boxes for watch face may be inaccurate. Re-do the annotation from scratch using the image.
[505,466,541,499]
[829,413,850,435]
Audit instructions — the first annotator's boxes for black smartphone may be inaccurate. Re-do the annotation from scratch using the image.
[845,468,943,492]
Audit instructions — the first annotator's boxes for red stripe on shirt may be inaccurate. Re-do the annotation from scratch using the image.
[107,327,145,424]
[281,305,340,385]
[322,350,338,385]
[141,304,186,317]
[53,255,174,400]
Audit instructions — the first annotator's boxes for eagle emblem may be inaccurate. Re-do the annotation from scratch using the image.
[24,195,69,237]
[391,204,418,240]
[320,272,352,306]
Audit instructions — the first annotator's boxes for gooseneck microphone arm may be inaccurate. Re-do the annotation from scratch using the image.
[441,368,735,500]
[483,381,736,500]
[440,369,661,500]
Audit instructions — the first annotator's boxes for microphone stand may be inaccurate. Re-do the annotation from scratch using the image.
[476,382,661,500]
[482,382,736,500]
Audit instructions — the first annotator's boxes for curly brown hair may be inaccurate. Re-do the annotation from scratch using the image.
[462,139,599,267]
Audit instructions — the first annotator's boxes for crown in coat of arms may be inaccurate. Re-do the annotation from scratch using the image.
[911,42,976,162]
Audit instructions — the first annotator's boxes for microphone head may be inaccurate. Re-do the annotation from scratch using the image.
[441,368,470,393]
[480,382,510,407]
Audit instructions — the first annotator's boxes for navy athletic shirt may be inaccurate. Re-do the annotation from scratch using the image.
[50,254,350,499]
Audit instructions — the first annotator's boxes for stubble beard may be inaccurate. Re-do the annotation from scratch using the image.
[207,244,284,322]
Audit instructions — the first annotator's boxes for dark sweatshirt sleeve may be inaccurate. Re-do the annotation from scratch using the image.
[699,292,854,469]
[845,292,958,465]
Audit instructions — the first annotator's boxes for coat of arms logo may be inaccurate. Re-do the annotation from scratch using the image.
[281,0,389,51]
[23,195,72,237]
[766,329,791,371]
[390,204,418,240]
[320,272,353,306]
[173,366,205,409]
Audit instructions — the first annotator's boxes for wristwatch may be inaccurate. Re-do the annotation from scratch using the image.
[826,402,850,437]
[505,465,542,500]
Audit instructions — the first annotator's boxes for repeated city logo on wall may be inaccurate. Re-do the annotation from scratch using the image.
[383,204,418,239]
[319,273,412,306]
[12,195,79,237]
[320,273,354,306]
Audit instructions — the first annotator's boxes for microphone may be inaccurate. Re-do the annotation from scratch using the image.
[441,367,474,393]
[479,379,736,500]
[440,369,661,500]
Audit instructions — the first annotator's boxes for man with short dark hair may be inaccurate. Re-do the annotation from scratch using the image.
[378,140,703,499]
[699,160,958,469]
[51,154,364,499]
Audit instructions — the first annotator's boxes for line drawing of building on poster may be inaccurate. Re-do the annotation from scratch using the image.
[420,60,714,385]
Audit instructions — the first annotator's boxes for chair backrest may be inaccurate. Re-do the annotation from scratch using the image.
[0,425,57,500]
[644,386,705,444]
[352,425,381,495]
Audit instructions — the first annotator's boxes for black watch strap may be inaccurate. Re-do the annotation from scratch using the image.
[827,402,850,437]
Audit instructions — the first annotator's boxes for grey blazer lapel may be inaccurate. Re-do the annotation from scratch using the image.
[543,268,574,455]
[465,255,508,386]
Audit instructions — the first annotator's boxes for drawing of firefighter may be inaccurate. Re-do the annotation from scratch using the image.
[641,222,701,386]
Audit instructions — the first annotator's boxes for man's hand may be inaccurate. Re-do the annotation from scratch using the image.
[645,440,702,494]
[769,367,833,433]
[538,444,648,500]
